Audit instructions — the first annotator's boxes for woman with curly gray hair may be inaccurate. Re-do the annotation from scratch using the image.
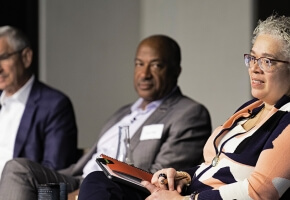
[78,14,290,200]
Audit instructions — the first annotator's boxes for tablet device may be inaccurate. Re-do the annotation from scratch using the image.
[96,154,152,193]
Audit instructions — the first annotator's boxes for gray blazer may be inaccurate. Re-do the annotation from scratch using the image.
[59,87,211,176]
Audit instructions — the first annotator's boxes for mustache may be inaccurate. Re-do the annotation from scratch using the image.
[138,79,154,84]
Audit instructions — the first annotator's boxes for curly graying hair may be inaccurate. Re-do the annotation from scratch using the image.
[0,26,30,51]
[252,15,290,60]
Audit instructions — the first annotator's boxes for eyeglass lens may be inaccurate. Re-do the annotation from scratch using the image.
[244,55,271,71]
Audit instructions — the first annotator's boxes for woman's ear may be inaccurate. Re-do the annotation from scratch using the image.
[21,47,33,69]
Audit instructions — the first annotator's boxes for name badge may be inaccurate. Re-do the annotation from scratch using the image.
[140,124,164,140]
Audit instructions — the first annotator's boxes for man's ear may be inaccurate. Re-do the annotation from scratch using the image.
[21,47,33,68]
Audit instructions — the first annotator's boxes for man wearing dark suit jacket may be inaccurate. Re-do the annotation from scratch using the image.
[0,34,211,200]
[0,26,78,175]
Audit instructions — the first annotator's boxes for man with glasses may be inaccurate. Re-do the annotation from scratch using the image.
[0,34,212,200]
[0,26,79,177]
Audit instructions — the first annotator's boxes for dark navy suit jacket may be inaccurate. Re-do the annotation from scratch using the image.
[0,79,78,170]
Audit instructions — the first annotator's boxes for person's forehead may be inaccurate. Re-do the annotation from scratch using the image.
[136,42,169,59]
[253,34,285,57]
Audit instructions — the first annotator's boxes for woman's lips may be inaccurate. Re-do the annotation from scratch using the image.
[251,78,264,87]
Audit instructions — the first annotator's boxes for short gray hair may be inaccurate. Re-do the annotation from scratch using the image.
[252,14,290,60]
[0,26,30,51]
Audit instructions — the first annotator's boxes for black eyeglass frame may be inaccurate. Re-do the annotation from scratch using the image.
[0,48,26,61]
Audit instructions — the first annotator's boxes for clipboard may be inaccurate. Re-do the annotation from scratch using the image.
[96,154,152,193]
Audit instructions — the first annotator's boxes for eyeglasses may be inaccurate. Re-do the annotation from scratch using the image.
[244,54,290,72]
[0,49,24,61]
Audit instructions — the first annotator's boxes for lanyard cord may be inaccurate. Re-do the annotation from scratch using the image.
[213,105,265,156]
[214,131,246,157]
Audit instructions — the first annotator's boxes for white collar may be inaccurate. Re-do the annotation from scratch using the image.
[0,75,35,106]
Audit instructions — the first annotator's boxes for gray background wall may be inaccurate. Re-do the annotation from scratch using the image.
[39,0,253,148]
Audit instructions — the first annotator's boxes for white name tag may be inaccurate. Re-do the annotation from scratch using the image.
[140,124,164,140]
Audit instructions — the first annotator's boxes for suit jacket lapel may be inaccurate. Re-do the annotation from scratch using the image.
[13,80,40,157]
[98,106,131,140]
[130,87,182,150]
[71,106,132,174]
[72,87,182,174]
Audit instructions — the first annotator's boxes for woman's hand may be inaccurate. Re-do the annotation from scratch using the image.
[150,168,177,191]
[148,168,191,193]
[142,180,184,200]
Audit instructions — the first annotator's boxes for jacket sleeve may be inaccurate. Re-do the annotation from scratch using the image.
[41,96,78,170]
[149,102,212,172]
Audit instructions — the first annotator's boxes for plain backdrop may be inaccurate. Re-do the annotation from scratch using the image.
[39,0,252,148]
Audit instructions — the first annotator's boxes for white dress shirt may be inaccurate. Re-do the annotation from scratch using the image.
[0,76,34,178]
[82,98,162,178]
